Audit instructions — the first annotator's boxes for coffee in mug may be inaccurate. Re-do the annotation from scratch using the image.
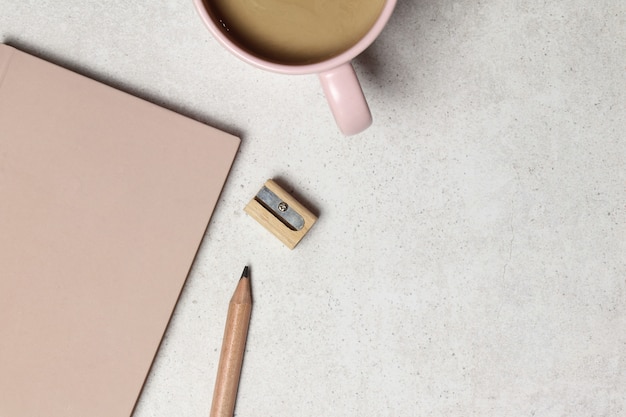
[207,0,386,64]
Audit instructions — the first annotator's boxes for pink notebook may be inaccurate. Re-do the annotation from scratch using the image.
[0,44,240,417]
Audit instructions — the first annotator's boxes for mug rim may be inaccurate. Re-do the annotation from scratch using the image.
[193,0,397,75]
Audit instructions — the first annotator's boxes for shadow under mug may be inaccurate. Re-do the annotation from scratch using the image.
[193,0,397,136]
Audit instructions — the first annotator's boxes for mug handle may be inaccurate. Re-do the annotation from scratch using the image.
[318,63,372,136]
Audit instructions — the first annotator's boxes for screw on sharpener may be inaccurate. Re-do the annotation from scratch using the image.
[244,179,318,249]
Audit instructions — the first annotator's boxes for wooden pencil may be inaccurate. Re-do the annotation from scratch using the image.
[210,266,252,417]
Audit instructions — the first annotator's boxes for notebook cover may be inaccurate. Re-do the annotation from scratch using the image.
[0,44,240,417]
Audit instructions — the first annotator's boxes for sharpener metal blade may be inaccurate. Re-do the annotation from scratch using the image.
[255,186,305,231]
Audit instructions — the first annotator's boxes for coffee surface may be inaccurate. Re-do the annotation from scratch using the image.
[209,0,385,64]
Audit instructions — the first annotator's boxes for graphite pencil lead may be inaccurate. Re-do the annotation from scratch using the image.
[241,266,249,279]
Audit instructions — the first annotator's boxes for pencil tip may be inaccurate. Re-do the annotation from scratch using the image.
[241,266,249,279]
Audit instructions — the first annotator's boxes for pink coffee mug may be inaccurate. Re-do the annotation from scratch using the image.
[193,0,397,135]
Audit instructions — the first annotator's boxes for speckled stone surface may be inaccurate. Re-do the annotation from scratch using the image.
[1,1,624,416]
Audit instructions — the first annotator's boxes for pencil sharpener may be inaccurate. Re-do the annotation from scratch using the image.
[244,179,317,249]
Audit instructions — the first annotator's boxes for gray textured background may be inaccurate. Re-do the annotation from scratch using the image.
[1,1,624,416]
